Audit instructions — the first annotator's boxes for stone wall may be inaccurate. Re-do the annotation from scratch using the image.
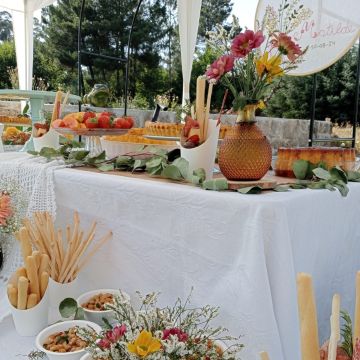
[27,104,330,149]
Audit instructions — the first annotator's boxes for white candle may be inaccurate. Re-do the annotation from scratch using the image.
[259,351,270,360]
[354,271,360,348]
[297,273,321,360]
[328,293,340,360]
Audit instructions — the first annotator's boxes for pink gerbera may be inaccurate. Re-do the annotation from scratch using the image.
[271,32,302,62]
[205,55,234,82]
[0,194,12,226]
[231,30,265,58]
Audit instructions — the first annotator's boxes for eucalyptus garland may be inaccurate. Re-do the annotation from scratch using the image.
[29,142,360,197]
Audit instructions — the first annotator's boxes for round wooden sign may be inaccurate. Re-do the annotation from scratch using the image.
[255,0,360,76]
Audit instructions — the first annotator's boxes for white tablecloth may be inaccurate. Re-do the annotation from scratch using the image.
[1,159,360,360]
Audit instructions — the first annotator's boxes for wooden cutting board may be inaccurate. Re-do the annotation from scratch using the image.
[226,178,277,190]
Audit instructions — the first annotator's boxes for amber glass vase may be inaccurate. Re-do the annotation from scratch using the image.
[218,108,272,180]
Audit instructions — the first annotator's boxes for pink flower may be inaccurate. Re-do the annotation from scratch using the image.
[205,55,234,82]
[97,338,111,349]
[270,33,302,62]
[106,324,127,343]
[162,328,188,342]
[0,194,12,226]
[231,30,265,58]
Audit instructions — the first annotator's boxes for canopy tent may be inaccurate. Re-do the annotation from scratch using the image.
[0,0,202,102]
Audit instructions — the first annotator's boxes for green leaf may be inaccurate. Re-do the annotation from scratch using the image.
[116,155,134,170]
[191,175,201,185]
[59,298,78,318]
[97,163,115,172]
[172,157,189,179]
[307,180,327,189]
[274,185,290,192]
[69,150,89,161]
[346,170,360,182]
[145,156,163,170]
[330,166,348,184]
[74,307,85,320]
[161,165,183,180]
[312,167,331,180]
[290,183,308,189]
[237,185,262,194]
[87,151,106,165]
[202,178,229,191]
[133,159,147,171]
[333,180,349,197]
[39,147,59,159]
[293,160,309,180]
[27,150,39,156]
[145,146,168,157]
[193,168,206,184]
[147,165,163,176]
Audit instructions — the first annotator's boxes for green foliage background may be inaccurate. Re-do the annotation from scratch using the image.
[0,1,358,124]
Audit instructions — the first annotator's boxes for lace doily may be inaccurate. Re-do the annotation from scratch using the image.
[0,153,65,320]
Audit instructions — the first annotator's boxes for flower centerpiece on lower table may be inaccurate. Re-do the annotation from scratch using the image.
[0,181,26,270]
[205,3,311,180]
[78,291,244,360]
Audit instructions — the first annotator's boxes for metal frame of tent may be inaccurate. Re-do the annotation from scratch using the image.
[308,38,360,148]
[77,0,144,116]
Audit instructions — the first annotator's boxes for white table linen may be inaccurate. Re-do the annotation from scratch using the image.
[1,161,360,360]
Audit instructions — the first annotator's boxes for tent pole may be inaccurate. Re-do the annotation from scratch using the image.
[77,0,86,111]
[352,38,360,148]
[308,73,317,147]
[124,0,143,116]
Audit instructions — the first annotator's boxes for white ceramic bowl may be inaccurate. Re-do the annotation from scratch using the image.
[77,289,130,325]
[80,354,92,360]
[35,320,102,360]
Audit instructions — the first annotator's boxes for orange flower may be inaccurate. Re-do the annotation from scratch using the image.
[0,194,12,226]
[271,33,302,62]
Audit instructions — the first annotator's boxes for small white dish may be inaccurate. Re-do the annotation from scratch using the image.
[35,320,101,360]
[77,289,130,325]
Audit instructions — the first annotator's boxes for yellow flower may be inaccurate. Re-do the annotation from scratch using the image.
[127,330,162,358]
[256,52,284,82]
[4,127,20,137]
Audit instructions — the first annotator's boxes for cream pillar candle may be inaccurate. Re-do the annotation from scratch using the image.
[354,271,360,347]
[259,351,270,360]
[328,294,340,360]
[297,273,321,360]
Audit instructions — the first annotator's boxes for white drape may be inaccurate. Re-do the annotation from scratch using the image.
[0,0,202,96]
[177,0,202,105]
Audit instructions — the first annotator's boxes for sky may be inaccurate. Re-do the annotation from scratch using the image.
[231,0,258,29]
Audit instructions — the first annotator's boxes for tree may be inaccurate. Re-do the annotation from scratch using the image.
[263,45,359,123]
[0,41,16,88]
[0,11,13,42]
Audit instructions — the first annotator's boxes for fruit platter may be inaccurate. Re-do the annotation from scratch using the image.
[52,111,135,156]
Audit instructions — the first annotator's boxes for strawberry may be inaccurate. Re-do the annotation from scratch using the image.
[83,111,96,123]
[98,115,111,128]
[85,117,98,129]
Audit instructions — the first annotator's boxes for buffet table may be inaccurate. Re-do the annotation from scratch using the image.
[1,153,360,360]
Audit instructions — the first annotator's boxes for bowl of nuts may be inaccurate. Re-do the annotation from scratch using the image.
[77,289,130,325]
[35,320,101,360]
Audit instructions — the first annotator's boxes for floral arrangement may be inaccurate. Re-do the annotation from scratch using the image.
[0,181,25,235]
[205,0,312,121]
[78,291,244,360]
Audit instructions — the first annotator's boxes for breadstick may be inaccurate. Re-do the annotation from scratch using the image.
[17,276,29,310]
[16,267,27,279]
[25,256,40,301]
[7,284,17,308]
[39,254,50,276]
[26,293,38,309]
[19,227,32,261]
[32,250,41,270]
[40,271,49,298]
[72,231,112,282]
